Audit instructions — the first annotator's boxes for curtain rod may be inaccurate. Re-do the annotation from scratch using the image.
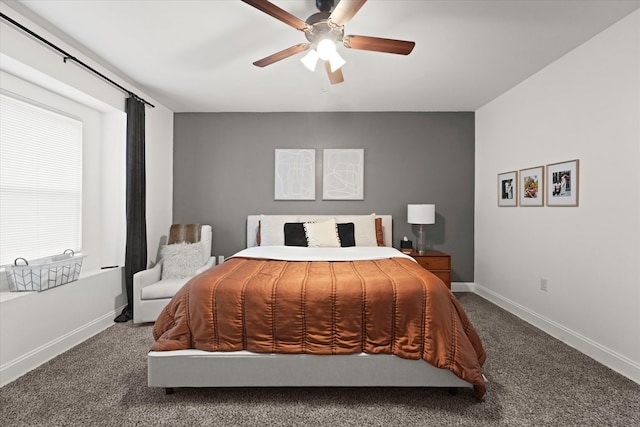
[1,12,155,108]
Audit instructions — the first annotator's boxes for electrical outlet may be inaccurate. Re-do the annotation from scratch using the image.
[540,278,548,292]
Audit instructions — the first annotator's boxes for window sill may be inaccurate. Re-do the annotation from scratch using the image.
[0,267,121,304]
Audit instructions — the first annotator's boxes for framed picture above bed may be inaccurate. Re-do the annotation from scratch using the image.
[546,159,579,207]
[322,149,364,200]
[497,170,517,207]
[519,165,544,207]
[274,149,316,200]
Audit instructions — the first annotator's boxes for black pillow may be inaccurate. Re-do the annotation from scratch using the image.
[337,223,356,247]
[284,222,308,247]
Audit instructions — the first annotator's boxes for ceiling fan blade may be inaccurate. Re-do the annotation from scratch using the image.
[328,0,367,27]
[253,43,310,67]
[324,61,345,85]
[241,0,309,31]
[343,35,415,55]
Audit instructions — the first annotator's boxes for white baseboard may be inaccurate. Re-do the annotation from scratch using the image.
[0,305,125,387]
[451,282,475,293]
[474,283,640,385]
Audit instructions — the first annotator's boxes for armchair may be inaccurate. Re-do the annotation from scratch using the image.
[133,224,214,324]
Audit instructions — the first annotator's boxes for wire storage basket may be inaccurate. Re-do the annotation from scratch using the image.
[5,249,86,292]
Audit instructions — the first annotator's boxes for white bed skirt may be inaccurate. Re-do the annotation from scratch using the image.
[147,350,472,389]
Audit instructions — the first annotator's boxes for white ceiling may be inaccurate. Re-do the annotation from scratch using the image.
[5,0,640,112]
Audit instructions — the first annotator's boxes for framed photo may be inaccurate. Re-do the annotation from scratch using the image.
[547,159,579,206]
[498,171,518,207]
[519,165,544,207]
[322,149,364,200]
[274,149,315,200]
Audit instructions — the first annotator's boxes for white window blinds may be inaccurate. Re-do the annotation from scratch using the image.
[0,93,83,266]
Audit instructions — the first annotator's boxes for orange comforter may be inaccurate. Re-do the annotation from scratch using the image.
[152,254,486,398]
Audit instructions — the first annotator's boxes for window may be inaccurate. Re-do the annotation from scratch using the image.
[0,93,83,265]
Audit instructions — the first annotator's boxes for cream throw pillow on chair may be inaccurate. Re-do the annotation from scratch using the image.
[160,242,205,279]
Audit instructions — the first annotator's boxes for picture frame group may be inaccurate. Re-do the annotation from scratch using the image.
[498,159,579,207]
[274,148,364,201]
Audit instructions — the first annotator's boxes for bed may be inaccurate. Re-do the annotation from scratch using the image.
[148,214,487,399]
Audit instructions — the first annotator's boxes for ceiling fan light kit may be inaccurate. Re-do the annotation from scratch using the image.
[300,49,320,71]
[328,51,346,72]
[316,39,338,61]
[241,0,415,84]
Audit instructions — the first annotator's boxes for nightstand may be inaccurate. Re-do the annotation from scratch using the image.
[406,250,451,289]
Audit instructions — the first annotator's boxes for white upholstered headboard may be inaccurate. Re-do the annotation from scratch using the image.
[246,215,393,248]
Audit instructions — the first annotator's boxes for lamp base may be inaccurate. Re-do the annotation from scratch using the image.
[415,224,427,255]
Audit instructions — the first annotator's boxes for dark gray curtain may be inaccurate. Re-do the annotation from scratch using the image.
[115,96,147,323]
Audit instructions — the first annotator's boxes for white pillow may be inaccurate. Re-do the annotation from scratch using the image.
[161,242,205,280]
[350,214,378,246]
[304,219,341,248]
[259,215,299,246]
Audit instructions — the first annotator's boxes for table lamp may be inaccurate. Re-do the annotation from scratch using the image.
[407,204,435,254]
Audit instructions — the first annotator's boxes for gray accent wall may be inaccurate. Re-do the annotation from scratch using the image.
[173,112,475,282]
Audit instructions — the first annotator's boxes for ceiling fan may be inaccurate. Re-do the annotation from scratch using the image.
[241,0,415,84]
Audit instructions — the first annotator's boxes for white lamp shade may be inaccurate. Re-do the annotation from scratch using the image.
[301,49,320,71]
[328,51,346,72]
[407,204,435,224]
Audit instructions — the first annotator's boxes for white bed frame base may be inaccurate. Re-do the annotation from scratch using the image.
[148,350,472,391]
[147,215,474,393]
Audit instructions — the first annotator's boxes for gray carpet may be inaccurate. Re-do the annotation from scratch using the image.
[1,293,638,426]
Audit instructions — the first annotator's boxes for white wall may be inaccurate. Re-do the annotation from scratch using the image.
[475,10,639,383]
[0,2,174,385]
[144,99,175,265]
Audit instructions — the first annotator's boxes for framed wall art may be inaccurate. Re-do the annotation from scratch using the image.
[322,148,364,200]
[547,159,579,206]
[498,170,518,207]
[519,165,544,207]
[274,149,315,200]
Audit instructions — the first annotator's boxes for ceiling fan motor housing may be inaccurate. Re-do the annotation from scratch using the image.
[304,12,344,46]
